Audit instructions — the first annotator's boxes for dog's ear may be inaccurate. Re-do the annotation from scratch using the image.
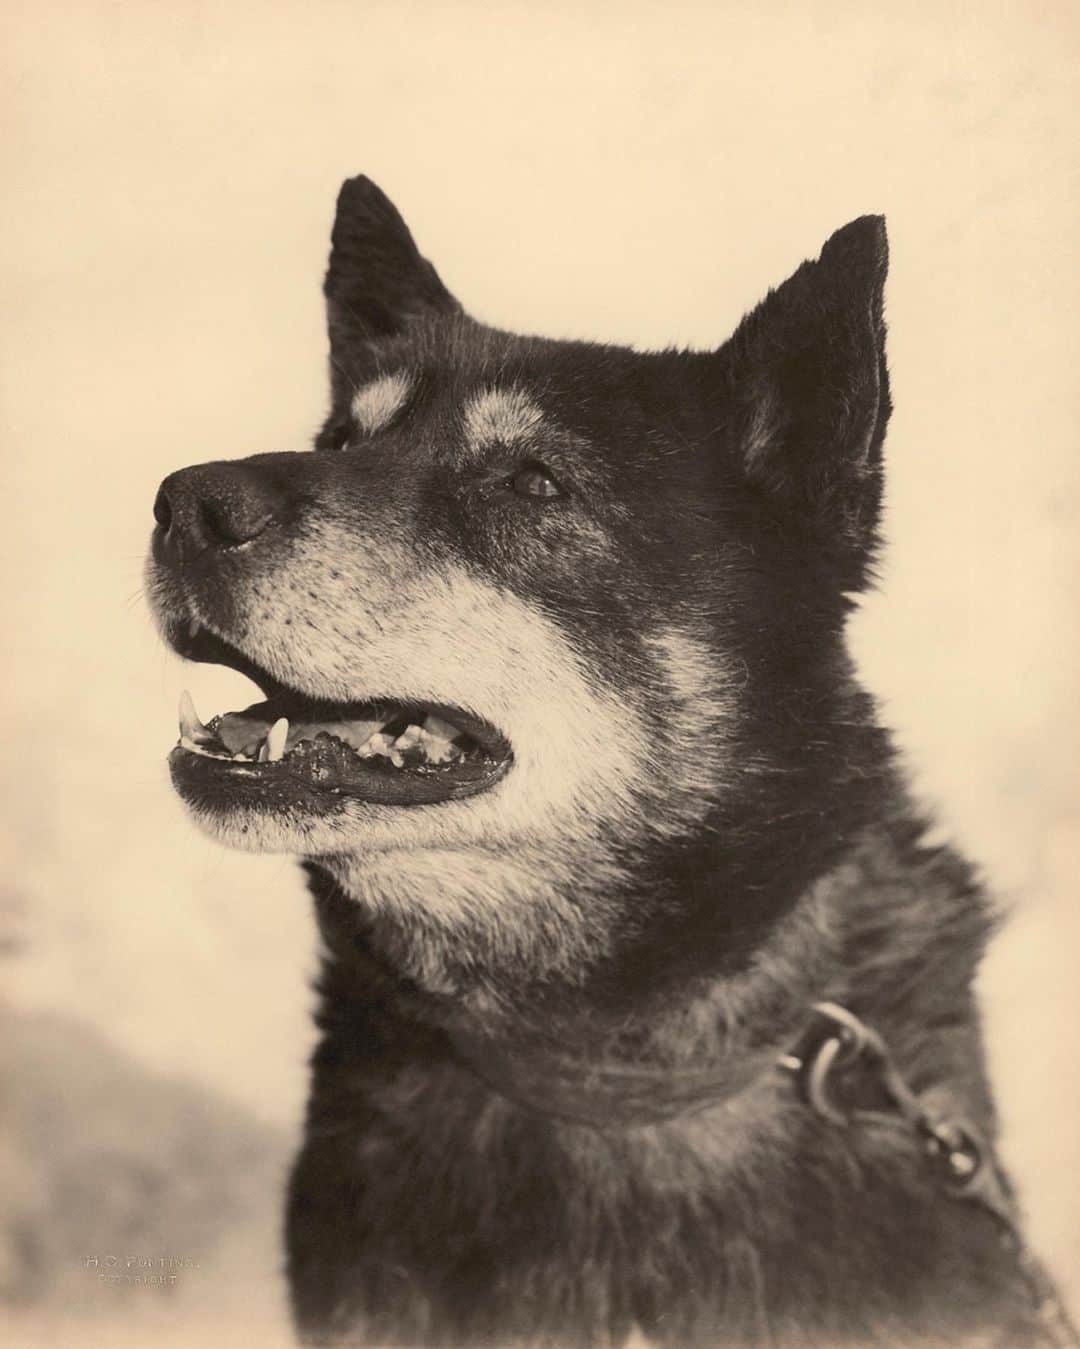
[323,176,461,397]
[722,216,890,571]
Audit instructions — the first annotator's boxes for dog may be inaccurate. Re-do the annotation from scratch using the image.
[146,177,1068,1347]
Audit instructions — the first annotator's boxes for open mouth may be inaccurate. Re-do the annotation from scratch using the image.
[167,627,513,809]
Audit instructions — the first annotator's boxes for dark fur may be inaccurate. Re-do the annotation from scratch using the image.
[159,178,1046,1345]
[292,834,1035,1347]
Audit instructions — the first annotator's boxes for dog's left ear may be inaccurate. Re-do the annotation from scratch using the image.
[323,176,462,399]
[721,216,890,568]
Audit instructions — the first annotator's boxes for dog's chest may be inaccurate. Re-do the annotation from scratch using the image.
[292,1045,1038,1347]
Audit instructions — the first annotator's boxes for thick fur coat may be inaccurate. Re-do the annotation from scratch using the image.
[147,178,1051,1347]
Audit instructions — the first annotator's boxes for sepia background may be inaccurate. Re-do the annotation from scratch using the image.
[3,2,1078,1344]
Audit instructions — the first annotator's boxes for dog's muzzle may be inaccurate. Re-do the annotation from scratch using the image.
[148,458,515,813]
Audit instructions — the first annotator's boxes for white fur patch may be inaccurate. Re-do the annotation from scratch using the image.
[462,386,544,452]
[350,371,411,435]
[181,535,648,861]
[150,509,735,985]
[643,629,734,796]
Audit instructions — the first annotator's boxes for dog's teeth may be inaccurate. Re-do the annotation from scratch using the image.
[423,713,461,741]
[394,725,424,751]
[266,717,289,762]
[389,750,405,768]
[178,690,214,744]
[178,689,198,731]
[257,740,269,762]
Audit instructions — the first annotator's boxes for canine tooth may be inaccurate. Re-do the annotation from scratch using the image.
[389,750,405,767]
[178,690,214,744]
[266,718,289,762]
[257,741,269,762]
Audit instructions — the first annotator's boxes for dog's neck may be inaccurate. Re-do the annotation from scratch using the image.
[305,815,993,1132]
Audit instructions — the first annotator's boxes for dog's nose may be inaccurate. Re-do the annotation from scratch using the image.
[153,462,287,561]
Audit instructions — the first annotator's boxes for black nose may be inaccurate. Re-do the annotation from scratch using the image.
[153,461,287,561]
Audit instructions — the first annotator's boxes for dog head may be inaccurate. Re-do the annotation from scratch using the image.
[147,177,890,993]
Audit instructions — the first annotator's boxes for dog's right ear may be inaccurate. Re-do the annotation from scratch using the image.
[322,176,461,400]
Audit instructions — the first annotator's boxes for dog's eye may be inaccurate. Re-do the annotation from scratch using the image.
[510,465,562,499]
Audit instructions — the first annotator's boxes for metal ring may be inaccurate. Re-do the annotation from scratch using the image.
[810,1003,878,1066]
[805,1034,849,1126]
